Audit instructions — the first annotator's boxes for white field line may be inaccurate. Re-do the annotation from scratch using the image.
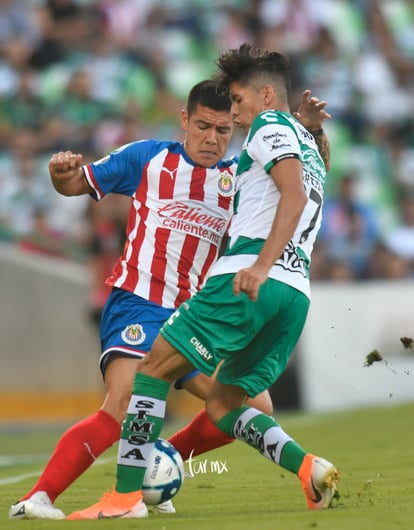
[0,456,112,486]
[0,471,43,485]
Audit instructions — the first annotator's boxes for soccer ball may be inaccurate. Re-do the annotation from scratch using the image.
[142,438,185,505]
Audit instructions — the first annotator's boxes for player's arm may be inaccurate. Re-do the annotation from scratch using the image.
[233,158,307,301]
[49,150,92,196]
[294,90,331,171]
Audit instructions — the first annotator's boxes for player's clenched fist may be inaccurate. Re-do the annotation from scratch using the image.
[49,151,91,196]
[49,151,83,173]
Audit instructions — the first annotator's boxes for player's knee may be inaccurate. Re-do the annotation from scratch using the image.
[101,387,132,424]
[205,399,227,425]
[248,390,273,416]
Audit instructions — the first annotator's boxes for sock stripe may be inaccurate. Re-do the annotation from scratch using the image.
[118,439,155,469]
[233,407,262,439]
[262,426,293,464]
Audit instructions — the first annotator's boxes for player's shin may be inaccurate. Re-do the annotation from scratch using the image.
[216,406,339,511]
[216,406,306,473]
[116,373,170,493]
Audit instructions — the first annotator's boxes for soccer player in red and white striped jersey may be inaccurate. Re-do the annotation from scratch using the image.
[10,79,274,520]
[84,139,235,309]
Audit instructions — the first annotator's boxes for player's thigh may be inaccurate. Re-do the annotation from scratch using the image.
[180,360,226,400]
[206,379,248,423]
[183,374,273,416]
[181,371,212,400]
[138,333,196,382]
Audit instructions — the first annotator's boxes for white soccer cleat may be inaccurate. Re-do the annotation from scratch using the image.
[9,491,65,520]
[298,454,340,510]
[151,499,176,514]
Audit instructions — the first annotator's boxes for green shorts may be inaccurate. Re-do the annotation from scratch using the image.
[160,273,310,397]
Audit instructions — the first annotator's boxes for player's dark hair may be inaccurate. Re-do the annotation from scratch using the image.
[186,79,231,116]
[216,42,291,97]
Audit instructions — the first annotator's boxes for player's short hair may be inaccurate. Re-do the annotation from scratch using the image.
[186,79,231,116]
[216,42,291,98]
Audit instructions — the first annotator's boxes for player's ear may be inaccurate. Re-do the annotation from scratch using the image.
[181,109,189,131]
[262,85,273,105]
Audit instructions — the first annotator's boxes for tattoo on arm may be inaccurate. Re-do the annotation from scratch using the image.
[310,128,331,172]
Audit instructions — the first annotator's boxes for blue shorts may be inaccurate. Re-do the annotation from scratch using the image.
[99,288,200,388]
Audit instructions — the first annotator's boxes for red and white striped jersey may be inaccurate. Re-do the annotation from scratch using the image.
[83,140,237,308]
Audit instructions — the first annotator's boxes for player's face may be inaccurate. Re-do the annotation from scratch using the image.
[181,104,234,167]
[229,82,266,134]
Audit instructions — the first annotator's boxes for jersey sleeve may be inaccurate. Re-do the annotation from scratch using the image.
[247,112,301,175]
[83,140,164,200]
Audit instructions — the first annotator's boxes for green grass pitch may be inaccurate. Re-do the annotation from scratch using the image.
[1,402,413,529]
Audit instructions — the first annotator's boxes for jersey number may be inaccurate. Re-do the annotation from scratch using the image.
[300,187,322,243]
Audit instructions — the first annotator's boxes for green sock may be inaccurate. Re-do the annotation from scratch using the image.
[116,373,169,493]
[279,441,307,474]
[216,406,306,474]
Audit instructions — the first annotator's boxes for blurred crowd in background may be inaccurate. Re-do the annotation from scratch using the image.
[1,0,414,320]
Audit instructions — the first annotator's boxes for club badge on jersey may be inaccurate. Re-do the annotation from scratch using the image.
[217,170,235,197]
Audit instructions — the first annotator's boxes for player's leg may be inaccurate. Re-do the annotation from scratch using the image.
[67,335,193,520]
[9,356,137,520]
[66,276,244,519]
[209,379,339,510]
[165,274,275,459]
[205,281,339,510]
[207,377,306,471]
[9,289,169,520]
[169,371,273,460]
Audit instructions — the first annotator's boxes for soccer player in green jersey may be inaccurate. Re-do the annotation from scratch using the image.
[67,43,339,519]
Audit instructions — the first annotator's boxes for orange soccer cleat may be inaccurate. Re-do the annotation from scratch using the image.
[66,487,148,520]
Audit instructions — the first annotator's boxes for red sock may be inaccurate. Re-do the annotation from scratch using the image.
[22,410,120,502]
[168,408,234,461]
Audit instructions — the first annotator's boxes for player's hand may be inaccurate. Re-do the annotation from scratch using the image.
[233,263,269,301]
[49,151,83,180]
[49,151,89,195]
[293,89,331,131]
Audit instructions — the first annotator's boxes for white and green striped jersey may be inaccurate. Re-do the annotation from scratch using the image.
[210,110,326,299]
